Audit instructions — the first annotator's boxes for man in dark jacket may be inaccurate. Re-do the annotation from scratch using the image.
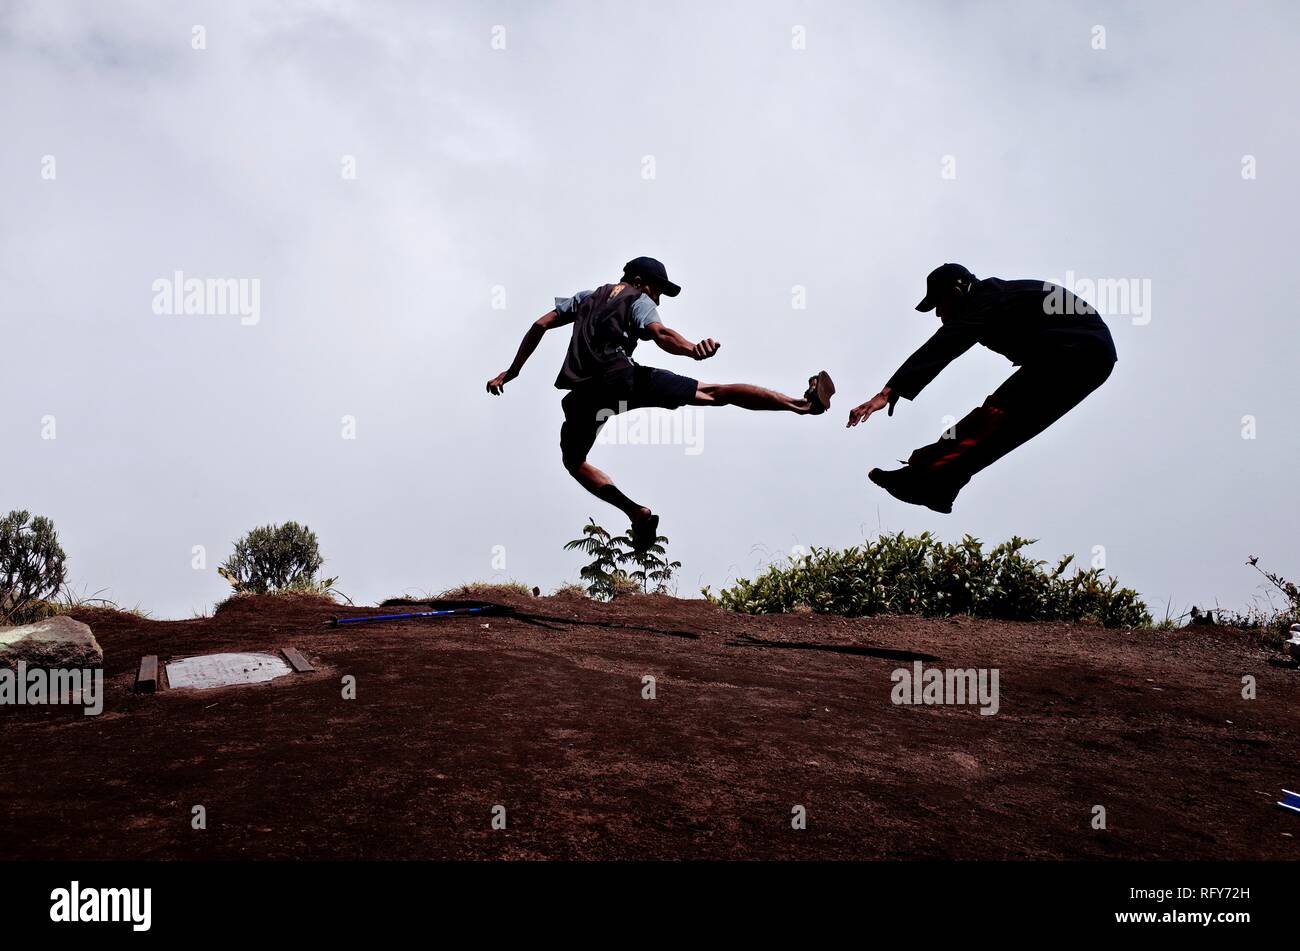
[487,256,835,549]
[847,263,1117,513]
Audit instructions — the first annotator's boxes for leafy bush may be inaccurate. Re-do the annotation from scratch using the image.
[622,531,681,595]
[564,520,629,600]
[704,532,1151,628]
[564,518,681,600]
[0,510,68,624]
[218,521,337,596]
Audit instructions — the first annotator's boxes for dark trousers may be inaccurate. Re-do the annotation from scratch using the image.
[907,349,1115,487]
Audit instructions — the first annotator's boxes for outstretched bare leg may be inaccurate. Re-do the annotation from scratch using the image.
[692,373,833,414]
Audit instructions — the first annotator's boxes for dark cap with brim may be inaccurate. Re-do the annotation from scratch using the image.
[623,256,681,297]
[916,262,974,311]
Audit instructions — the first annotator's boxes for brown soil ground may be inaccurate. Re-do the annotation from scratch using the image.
[2,592,1296,860]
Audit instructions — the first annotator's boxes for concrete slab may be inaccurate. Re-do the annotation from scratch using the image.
[165,652,293,691]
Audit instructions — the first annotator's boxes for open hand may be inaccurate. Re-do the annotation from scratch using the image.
[486,370,515,395]
[847,391,891,428]
[692,338,721,361]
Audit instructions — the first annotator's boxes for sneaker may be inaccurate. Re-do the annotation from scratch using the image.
[803,371,836,415]
[868,466,959,514]
[630,510,660,552]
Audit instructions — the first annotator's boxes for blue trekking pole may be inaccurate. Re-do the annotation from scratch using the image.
[327,605,503,628]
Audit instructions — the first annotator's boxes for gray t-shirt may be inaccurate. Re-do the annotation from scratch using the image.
[556,290,662,341]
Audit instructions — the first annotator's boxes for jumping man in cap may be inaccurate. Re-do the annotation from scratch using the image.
[847,263,1117,513]
[487,256,835,549]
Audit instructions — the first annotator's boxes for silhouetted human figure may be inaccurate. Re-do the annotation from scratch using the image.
[487,256,834,548]
[848,263,1116,513]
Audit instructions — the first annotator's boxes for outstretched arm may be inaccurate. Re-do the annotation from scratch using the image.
[846,386,894,427]
[645,322,721,361]
[847,324,976,428]
[486,309,573,394]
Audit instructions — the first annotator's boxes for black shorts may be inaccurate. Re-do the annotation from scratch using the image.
[559,365,699,467]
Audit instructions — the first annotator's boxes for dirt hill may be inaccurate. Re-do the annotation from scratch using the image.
[2,592,1296,860]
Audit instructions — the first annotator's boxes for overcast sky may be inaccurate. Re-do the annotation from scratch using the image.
[3,0,1297,620]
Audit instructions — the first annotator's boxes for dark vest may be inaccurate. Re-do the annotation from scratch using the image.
[555,283,645,389]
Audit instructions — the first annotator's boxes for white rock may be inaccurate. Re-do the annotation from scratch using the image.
[0,615,103,670]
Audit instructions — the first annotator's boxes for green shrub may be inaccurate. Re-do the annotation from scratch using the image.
[564,520,630,600]
[0,510,68,624]
[704,532,1151,628]
[622,530,681,596]
[218,521,337,596]
[564,518,681,600]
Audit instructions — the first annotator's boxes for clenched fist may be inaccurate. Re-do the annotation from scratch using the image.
[692,338,721,361]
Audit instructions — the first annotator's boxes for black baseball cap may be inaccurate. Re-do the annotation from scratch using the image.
[623,256,681,297]
[916,263,975,312]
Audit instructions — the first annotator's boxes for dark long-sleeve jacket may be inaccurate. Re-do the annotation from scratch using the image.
[886,277,1118,402]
